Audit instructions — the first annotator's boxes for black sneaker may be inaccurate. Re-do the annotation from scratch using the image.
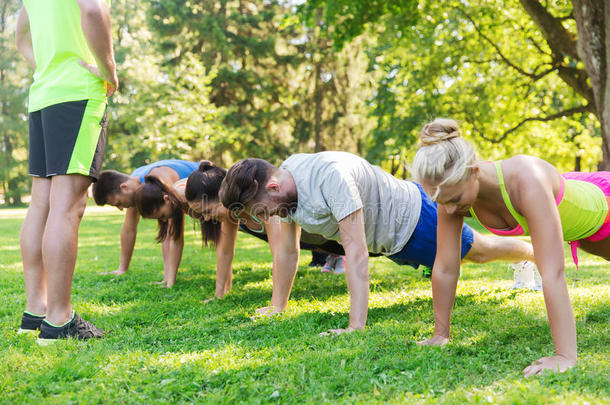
[18,312,45,334]
[37,312,107,345]
[309,251,328,267]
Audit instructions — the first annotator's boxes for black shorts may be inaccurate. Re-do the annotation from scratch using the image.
[28,99,108,181]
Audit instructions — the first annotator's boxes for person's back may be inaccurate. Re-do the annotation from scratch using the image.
[24,0,108,112]
[131,160,200,183]
[280,151,421,254]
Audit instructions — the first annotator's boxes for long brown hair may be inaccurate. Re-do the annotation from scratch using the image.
[185,161,227,246]
[135,175,185,242]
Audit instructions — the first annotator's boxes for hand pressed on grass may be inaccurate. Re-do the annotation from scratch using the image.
[150,280,173,288]
[319,326,361,337]
[102,268,127,276]
[417,335,449,346]
[250,306,282,321]
[523,355,576,377]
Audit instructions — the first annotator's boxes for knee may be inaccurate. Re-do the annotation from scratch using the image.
[463,236,492,263]
[49,195,87,221]
[464,249,490,263]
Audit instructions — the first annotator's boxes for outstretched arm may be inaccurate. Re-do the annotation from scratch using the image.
[321,208,369,335]
[517,171,576,376]
[160,218,184,288]
[76,0,118,96]
[15,7,35,69]
[265,218,301,312]
[418,206,464,345]
[210,220,239,300]
[108,207,139,275]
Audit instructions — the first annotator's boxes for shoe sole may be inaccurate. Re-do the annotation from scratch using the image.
[17,328,38,335]
[37,338,59,346]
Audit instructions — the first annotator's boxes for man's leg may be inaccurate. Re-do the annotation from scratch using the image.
[20,177,52,316]
[42,174,91,326]
[463,230,535,263]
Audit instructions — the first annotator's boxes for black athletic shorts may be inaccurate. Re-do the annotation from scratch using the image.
[28,99,108,181]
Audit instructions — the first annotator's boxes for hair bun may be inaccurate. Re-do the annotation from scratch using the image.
[420,118,461,146]
[199,160,215,171]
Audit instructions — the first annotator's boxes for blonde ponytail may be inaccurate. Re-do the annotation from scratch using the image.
[412,118,476,199]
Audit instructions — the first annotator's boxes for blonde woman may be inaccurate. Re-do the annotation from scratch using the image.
[412,118,610,376]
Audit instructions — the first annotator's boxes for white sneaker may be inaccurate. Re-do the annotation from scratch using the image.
[333,257,345,274]
[510,261,534,289]
[529,261,543,291]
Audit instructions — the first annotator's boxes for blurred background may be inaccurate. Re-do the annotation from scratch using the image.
[0,0,606,205]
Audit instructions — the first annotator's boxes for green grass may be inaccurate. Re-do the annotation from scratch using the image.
[1,207,609,404]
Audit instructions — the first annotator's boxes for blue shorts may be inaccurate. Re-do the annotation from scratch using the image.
[387,183,474,269]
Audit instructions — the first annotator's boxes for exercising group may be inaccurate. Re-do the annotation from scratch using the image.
[15,0,609,378]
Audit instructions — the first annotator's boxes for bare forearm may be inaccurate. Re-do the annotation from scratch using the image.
[164,237,184,286]
[431,266,459,338]
[16,38,35,69]
[118,229,137,271]
[15,7,35,69]
[345,253,369,329]
[79,1,115,77]
[270,252,299,310]
[542,271,577,360]
[215,250,234,298]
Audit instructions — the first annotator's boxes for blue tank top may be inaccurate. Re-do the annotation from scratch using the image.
[131,160,198,183]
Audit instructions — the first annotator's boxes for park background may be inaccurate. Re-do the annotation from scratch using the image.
[0,0,609,203]
[1,0,609,403]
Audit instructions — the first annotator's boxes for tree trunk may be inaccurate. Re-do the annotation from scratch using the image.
[572,0,609,169]
[313,61,323,152]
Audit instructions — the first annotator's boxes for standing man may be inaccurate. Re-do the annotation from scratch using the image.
[16,0,118,343]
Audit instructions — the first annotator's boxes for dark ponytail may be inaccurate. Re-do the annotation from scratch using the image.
[135,175,184,242]
[185,161,227,246]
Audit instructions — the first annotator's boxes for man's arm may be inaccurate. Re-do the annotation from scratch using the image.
[328,208,369,334]
[15,7,35,69]
[108,207,139,275]
[265,217,301,312]
[76,0,118,96]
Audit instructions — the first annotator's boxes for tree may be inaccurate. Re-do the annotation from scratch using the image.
[302,0,608,170]
[0,1,29,205]
[148,0,376,164]
[521,0,610,168]
[102,0,227,173]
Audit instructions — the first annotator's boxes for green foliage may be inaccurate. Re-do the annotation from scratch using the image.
[103,0,228,173]
[2,0,605,201]
[299,0,419,48]
[1,208,609,402]
[0,1,30,205]
[362,0,600,174]
[147,0,377,165]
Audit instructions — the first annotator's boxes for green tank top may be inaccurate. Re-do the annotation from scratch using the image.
[469,161,608,241]
[23,0,110,112]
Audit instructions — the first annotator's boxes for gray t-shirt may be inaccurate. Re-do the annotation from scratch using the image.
[280,152,422,255]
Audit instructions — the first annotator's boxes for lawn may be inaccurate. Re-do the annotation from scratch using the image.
[0,205,609,404]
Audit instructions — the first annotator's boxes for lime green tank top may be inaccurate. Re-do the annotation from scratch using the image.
[23,0,110,112]
[469,161,608,241]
